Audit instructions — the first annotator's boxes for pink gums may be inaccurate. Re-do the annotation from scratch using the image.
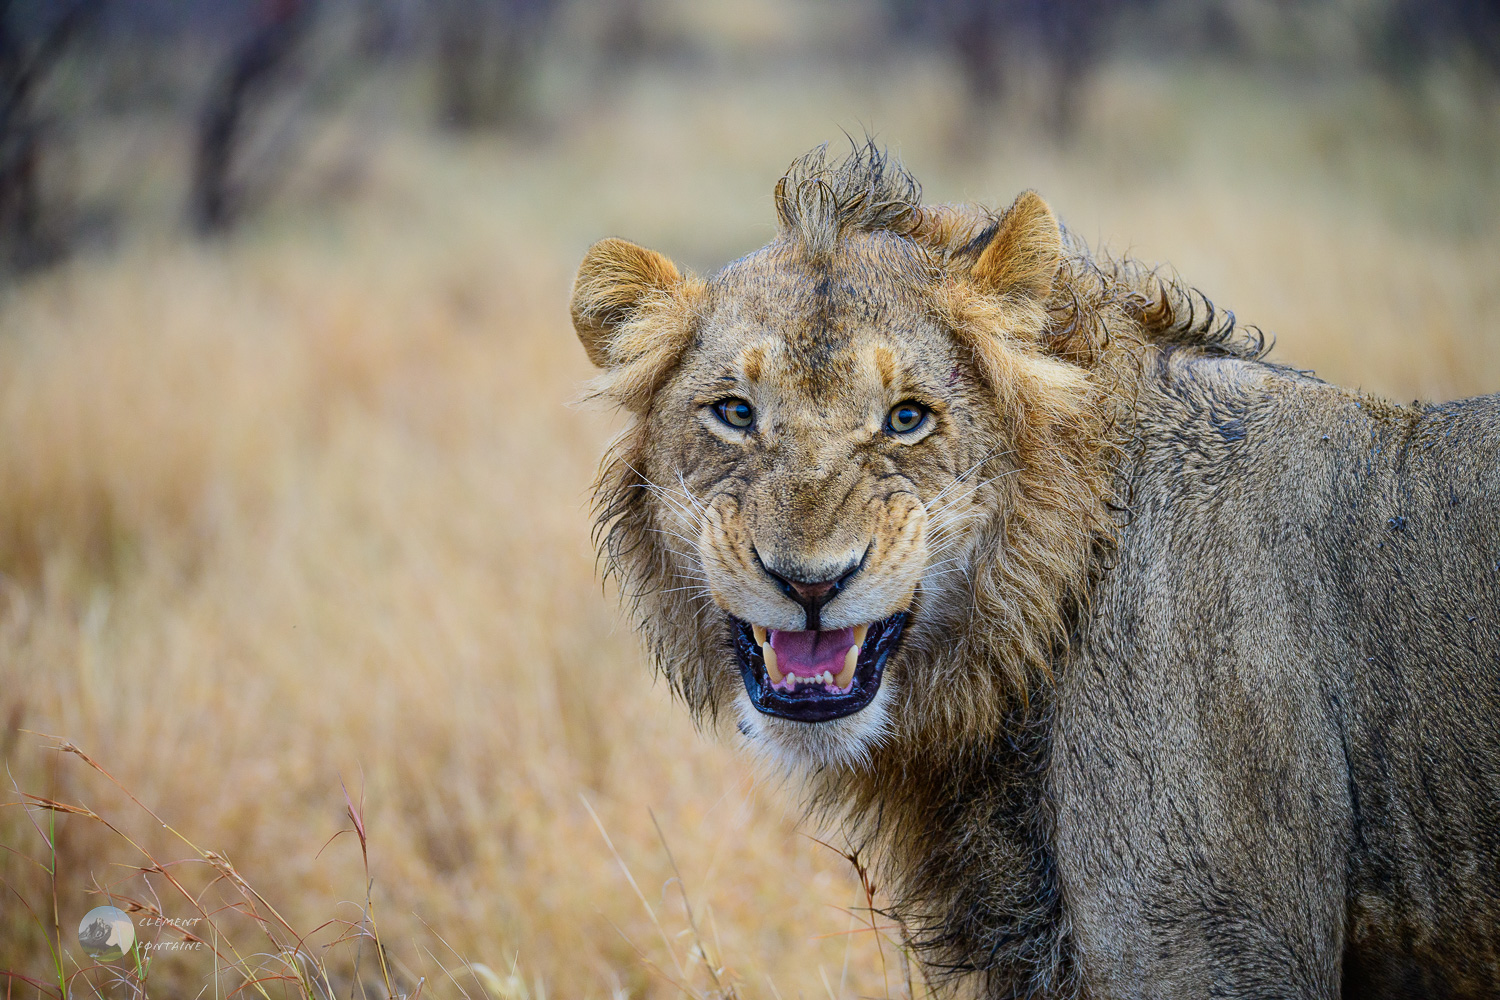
[768,626,858,693]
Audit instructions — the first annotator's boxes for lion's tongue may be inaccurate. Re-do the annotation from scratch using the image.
[768,626,856,677]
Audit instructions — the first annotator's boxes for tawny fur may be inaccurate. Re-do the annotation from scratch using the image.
[571,142,1500,999]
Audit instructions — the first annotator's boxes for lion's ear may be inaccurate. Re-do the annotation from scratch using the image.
[971,191,1061,301]
[570,238,682,368]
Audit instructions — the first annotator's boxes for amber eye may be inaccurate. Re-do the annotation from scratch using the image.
[713,398,755,429]
[886,401,928,434]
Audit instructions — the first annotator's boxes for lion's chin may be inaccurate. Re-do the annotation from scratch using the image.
[731,612,908,723]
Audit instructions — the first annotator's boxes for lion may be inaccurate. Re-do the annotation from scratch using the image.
[569,142,1500,998]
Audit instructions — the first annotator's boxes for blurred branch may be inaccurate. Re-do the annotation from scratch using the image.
[0,0,102,271]
[1374,0,1500,88]
[191,0,314,235]
[434,0,558,131]
[885,0,1136,141]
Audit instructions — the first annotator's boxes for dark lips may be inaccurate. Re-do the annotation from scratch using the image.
[732,612,909,723]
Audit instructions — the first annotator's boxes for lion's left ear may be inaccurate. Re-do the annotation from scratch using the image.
[970,191,1061,301]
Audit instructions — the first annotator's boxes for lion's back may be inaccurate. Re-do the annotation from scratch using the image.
[1052,353,1500,997]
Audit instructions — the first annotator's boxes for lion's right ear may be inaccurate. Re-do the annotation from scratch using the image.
[570,238,683,368]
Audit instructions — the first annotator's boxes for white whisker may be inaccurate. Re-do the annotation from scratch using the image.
[624,461,712,534]
[926,469,1020,521]
[647,526,703,550]
[659,584,714,597]
[926,448,1015,506]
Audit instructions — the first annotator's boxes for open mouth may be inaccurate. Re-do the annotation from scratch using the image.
[732,612,908,723]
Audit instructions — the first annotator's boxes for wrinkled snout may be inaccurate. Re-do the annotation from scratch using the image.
[755,549,865,631]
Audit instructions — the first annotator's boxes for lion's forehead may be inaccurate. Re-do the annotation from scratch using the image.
[696,239,951,395]
[707,236,931,324]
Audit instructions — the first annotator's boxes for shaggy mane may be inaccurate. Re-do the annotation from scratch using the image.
[775,140,1269,364]
[774,142,926,257]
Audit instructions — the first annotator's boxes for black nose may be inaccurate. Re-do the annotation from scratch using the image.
[757,554,864,631]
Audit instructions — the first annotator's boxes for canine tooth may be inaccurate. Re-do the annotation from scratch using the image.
[853,623,869,648]
[836,645,858,688]
[763,643,783,683]
[752,623,767,645]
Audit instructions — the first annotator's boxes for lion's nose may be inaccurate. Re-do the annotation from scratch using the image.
[757,554,864,632]
[786,578,839,604]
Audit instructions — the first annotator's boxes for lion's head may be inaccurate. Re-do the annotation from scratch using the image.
[572,144,1160,772]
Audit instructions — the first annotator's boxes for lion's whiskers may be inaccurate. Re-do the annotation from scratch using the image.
[647,525,704,552]
[926,469,1018,523]
[675,470,711,519]
[624,461,711,536]
[924,555,969,573]
[925,448,1015,507]
[659,584,714,597]
[926,507,989,550]
[921,466,1018,571]
[647,535,716,618]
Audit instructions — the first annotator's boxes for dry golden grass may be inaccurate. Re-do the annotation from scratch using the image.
[1,52,1496,999]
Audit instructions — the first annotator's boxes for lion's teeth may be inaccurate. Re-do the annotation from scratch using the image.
[853,623,869,648]
[763,643,783,683]
[836,645,858,688]
[752,623,767,645]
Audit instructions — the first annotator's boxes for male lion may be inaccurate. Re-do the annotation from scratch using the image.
[569,143,1500,999]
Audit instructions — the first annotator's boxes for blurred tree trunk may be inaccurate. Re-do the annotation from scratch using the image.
[597,0,651,70]
[1035,0,1111,141]
[892,0,1133,144]
[191,0,312,235]
[952,2,1005,105]
[0,0,99,271]
[1376,0,1500,90]
[435,0,557,131]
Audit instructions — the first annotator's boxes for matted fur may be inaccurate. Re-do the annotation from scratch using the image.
[570,143,1500,998]
[581,145,1259,992]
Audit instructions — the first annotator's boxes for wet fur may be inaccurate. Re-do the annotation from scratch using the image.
[571,143,1500,998]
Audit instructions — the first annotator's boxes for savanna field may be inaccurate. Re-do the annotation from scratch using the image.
[2,24,1499,999]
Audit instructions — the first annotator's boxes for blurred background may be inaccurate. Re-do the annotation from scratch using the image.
[0,0,1496,996]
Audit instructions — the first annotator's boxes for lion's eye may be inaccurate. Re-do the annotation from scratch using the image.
[713,398,755,429]
[886,402,928,434]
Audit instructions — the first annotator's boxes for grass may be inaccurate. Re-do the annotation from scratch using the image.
[0,44,1497,999]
